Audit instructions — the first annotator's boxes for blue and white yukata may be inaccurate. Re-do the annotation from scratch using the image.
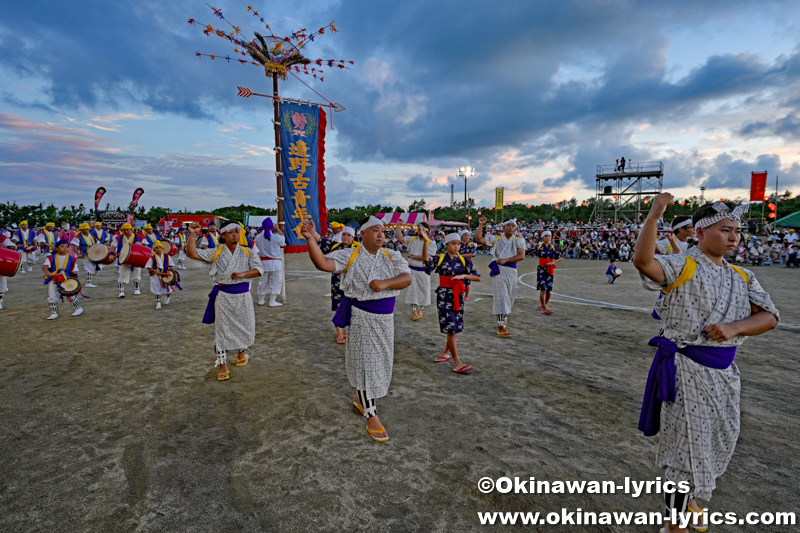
[404,237,438,312]
[320,238,358,312]
[639,246,780,501]
[426,253,480,334]
[535,242,561,292]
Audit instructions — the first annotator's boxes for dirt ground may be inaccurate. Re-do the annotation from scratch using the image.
[0,252,797,532]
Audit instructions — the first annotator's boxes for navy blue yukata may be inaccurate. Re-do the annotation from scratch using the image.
[426,253,480,334]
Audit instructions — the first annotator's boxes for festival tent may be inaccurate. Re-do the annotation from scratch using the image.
[769,210,800,228]
[375,212,428,225]
[156,215,226,230]
[426,210,468,227]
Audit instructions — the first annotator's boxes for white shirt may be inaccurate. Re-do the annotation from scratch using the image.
[254,233,286,272]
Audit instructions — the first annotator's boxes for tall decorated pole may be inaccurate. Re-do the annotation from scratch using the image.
[189,5,351,239]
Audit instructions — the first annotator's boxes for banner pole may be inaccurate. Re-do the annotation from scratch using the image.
[272,72,287,304]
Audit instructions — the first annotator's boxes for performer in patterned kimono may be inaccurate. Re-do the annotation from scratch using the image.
[36,222,58,255]
[70,223,99,287]
[475,217,526,337]
[395,222,437,321]
[12,220,37,273]
[656,215,694,256]
[110,223,143,297]
[314,225,359,343]
[634,194,779,533]
[186,222,263,381]
[458,230,477,302]
[42,239,84,319]
[303,216,411,443]
[534,231,563,315]
[422,232,481,373]
[145,241,177,309]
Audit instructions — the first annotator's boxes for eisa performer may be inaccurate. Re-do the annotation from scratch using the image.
[186,222,263,381]
[111,223,143,297]
[145,241,177,309]
[634,194,779,533]
[42,239,85,319]
[302,216,411,443]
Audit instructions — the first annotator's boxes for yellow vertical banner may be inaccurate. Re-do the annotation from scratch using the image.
[495,187,504,210]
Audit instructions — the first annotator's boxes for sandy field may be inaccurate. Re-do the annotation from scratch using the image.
[0,252,797,532]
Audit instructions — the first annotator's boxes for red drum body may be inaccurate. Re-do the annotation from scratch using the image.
[160,241,173,256]
[87,243,115,265]
[167,242,179,256]
[0,248,23,277]
[119,243,152,268]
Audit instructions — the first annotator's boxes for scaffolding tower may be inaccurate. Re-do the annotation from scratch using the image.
[592,161,664,223]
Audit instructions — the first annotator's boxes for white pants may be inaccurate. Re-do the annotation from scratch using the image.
[258,269,282,296]
[178,250,186,262]
[47,281,76,303]
[149,276,173,295]
[83,258,100,274]
[0,275,7,293]
[118,266,142,284]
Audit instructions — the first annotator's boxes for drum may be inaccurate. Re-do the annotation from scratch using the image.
[160,270,180,286]
[57,278,82,298]
[119,243,152,268]
[0,248,23,277]
[160,241,173,256]
[24,244,37,254]
[87,243,115,265]
[167,242,179,256]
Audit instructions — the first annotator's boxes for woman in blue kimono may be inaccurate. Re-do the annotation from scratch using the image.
[422,232,481,373]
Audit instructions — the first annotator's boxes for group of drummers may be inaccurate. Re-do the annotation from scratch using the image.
[0,219,238,317]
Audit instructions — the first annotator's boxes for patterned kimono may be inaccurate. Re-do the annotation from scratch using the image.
[192,245,264,351]
[327,247,410,399]
[404,237,438,307]
[321,239,358,311]
[656,237,690,255]
[640,246,779,500]
[427,253,479,334]
[488,234,525,315]
[535,242,561,292]
[459,241,477,287]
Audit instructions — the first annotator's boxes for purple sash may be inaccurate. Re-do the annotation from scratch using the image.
[638,336,737,436]
[332,296,395,328]
[488,261,517,277]
[202,283,251,324]
[409,265,427,272]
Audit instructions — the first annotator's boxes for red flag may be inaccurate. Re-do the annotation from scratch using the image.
[94,187,107,211]
[750,172,767,201]
[130,188,145,209]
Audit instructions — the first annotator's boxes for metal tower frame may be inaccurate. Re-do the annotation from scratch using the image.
[592,161,664,224]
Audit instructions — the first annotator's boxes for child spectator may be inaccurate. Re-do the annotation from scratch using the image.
[606,259,622,284]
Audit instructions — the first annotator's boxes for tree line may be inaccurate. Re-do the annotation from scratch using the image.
[2,192,797,228]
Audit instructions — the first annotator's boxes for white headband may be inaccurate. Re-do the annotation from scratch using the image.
[459,229,470,237]
[695,202,750,229]
[360,216,385,232]
[541,230,551,237]
[444,233,461,244]
[342,226,355,236]
[504,218,517,227]
[220,223,240,233]
[672,218,693,231]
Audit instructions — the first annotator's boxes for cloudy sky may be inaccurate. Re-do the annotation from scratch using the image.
[2,1,800,212]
